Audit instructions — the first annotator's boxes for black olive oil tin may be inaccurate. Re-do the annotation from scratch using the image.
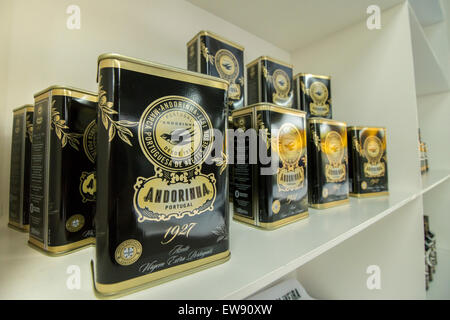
[93,53,230,297]
[28,86,97,255]
[247,56,293,108]
[347,126,388,197]
[8,105,34,232]
[231,103,308,229]
[307,118,349,209]
[294,73,332,119]
[187,30,244,112]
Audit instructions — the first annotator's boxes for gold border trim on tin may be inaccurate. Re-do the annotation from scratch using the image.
[350,191,389,198]
[92,250,231,298]
[232,103,306,117]
[28,236,95,256]
[97,53,229,90]
[13,105,34,113]
[347,126,387,131]
[186,30,245,51]
[259,211,309,230]
[308,118,347,127]
[8,222,30,232]
[294,73,331,80]
[310,198,350,209]
[233,214,256,225]
[246,56,293,69]
[34,86,98,103]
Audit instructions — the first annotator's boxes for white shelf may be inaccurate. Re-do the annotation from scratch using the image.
[420,169,450,194]
[409,5,450,96]
[427,248,450,299]
[0,190,422,300]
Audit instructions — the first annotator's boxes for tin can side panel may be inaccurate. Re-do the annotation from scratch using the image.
[293,78,301,111]
[260,110,308,224]
[247,63,259,105]
[347,128,360,194]
[29,98,51,243]
[9,111,26,226]
[262,60,293,108]
[301,75,332,119]
[187,38,198,73]
[232,111,256,223]
[23,110,34,226]
[307,121,323,205]
[47,95,97,247]
[95,64,229,288]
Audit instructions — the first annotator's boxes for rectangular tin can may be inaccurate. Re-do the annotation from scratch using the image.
[293,73,332,119]
[247,56,293,108]
[8,105,34,232]
[231,103,308,229]
[29,86,97,255]
[94,54,230,297]
[187,30,244,112]
[347,126,389,197]
[307,118,349,209]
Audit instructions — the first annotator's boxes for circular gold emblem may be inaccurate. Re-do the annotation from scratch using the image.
[215,49,239,80]
[322,187,329,198]
[324,131,344,165]
[278,124,303,169]
[272,69,290,96]
[115,239,142,266]
[83,120,97,163]
[310,81,329,105]
[66,214,85,233]
[364,136,383,164]
[138,96,213,172]
[361,181,368,190]
[272,200,281,214]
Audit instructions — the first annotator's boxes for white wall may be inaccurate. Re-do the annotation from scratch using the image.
[291,3,426,299]
[0,0,291,222]
[291,3,421,195]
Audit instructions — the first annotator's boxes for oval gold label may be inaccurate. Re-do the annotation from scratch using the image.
[66,214,85,233]
[115,239,142,266]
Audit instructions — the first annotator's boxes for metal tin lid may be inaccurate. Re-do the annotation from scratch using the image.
[186,30,245,51]
[232,103,306,117]
[294,73,331,80]
[308,117,347,127]
[97,53,229,90]
[246,56,293,69]
[34,86,97,101]
[12,104,34,113]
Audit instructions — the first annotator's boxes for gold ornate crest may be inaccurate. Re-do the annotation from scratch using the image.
[301,80,330,116]
[201,43,243,101]
[134,96,220,222]
[263,66,292,107]
[323,131,346,183]
[363,136,385,177]
[272,123,305,192]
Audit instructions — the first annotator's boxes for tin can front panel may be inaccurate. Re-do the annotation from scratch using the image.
[29,94,96,251]
[307,121,349,206]
[9,109,30,228]
[348,128,388,195]
[295,75,332,119]
[188,35,244,112]
[96,64,229,291]
[257,109,308,225]
[247,60,293,108]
